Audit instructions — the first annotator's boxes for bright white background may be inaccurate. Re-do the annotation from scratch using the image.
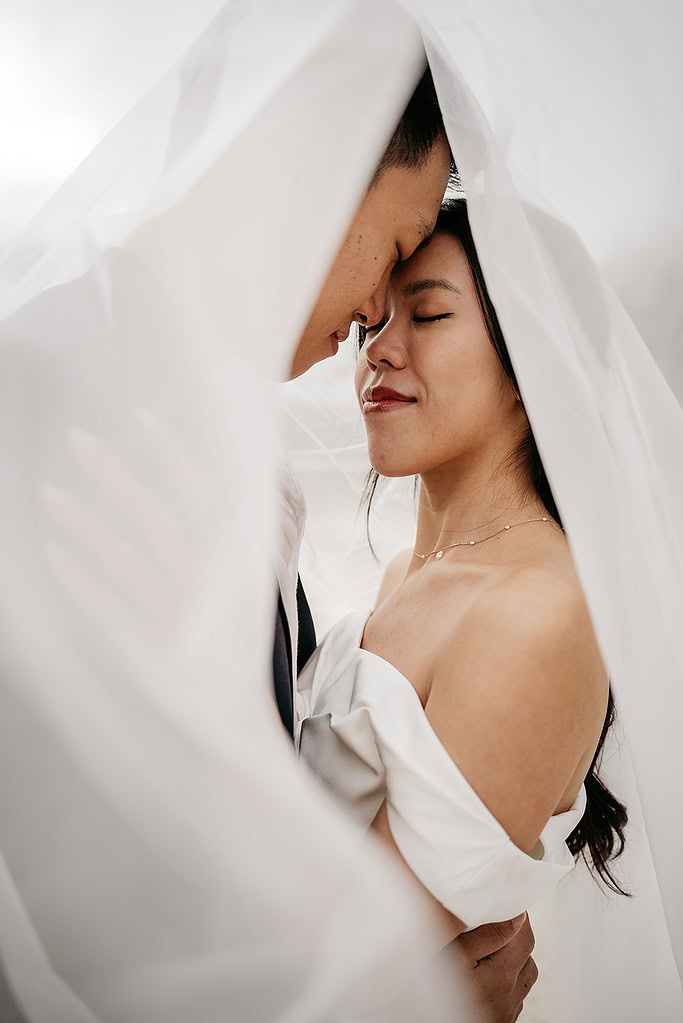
[3,0,680,399]
[0,0,223,244]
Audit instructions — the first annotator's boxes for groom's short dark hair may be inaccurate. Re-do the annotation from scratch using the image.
[371,66,453,184]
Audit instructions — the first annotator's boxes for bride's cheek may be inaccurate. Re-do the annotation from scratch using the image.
[354,360,367,400]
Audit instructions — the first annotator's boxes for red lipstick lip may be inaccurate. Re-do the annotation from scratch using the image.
[363,386,416,403]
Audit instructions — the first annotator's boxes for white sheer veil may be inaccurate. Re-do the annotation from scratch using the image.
[285,2,683,1019]
[0,3,470,1020]
[1,1,682,1020]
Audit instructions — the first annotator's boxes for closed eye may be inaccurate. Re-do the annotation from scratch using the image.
[413,314,453,324]
[367,313,453,332]
[361,312,453,350]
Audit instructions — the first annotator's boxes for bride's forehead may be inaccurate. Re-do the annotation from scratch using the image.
[389,234,469,292]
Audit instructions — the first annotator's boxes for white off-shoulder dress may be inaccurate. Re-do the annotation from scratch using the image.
[295,611,586,931]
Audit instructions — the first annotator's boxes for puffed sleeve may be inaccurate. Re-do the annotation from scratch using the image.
[296,612,585,929]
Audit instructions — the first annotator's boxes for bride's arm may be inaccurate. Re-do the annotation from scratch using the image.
[369,564,607,935]
[370,800,468,946]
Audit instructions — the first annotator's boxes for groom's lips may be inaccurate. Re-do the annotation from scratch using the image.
[362,385,417,413]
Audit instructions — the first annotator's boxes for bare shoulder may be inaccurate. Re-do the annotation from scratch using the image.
[443,560,606,714]
[425,559,608,850]
[464,561,597,660]
[374,548,413,608]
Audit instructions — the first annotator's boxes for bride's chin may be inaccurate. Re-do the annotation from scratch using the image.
[367,453,418,479]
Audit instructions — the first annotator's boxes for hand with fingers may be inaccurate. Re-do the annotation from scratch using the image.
[446,913,537,1022]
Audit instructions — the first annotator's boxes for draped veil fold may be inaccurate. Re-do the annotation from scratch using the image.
[1,1,682,1019]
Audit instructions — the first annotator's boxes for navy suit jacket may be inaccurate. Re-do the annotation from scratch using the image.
[272,576,316,736]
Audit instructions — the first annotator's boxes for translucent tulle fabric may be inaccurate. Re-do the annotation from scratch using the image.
[0,4,471,1020]
[284,2,683,1018]
[1,1,682,1021]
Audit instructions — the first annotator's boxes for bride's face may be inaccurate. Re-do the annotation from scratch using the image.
[354,231,523,478]
[289,138,451,379]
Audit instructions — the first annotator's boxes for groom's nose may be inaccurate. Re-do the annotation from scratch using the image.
[353,264,391,327]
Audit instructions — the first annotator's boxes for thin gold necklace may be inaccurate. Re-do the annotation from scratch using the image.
[413,516,552,561]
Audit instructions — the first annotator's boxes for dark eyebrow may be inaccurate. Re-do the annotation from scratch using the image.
[418,213,434,242]
[400,277,463,298]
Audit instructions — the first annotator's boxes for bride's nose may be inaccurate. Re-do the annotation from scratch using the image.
[363,320,408,371]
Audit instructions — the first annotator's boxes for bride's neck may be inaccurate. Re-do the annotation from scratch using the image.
[414,454,542,554]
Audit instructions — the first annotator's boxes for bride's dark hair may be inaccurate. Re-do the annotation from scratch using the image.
[359,197,629,895]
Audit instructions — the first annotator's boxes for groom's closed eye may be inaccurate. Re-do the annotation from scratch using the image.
[366,318,386,335]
